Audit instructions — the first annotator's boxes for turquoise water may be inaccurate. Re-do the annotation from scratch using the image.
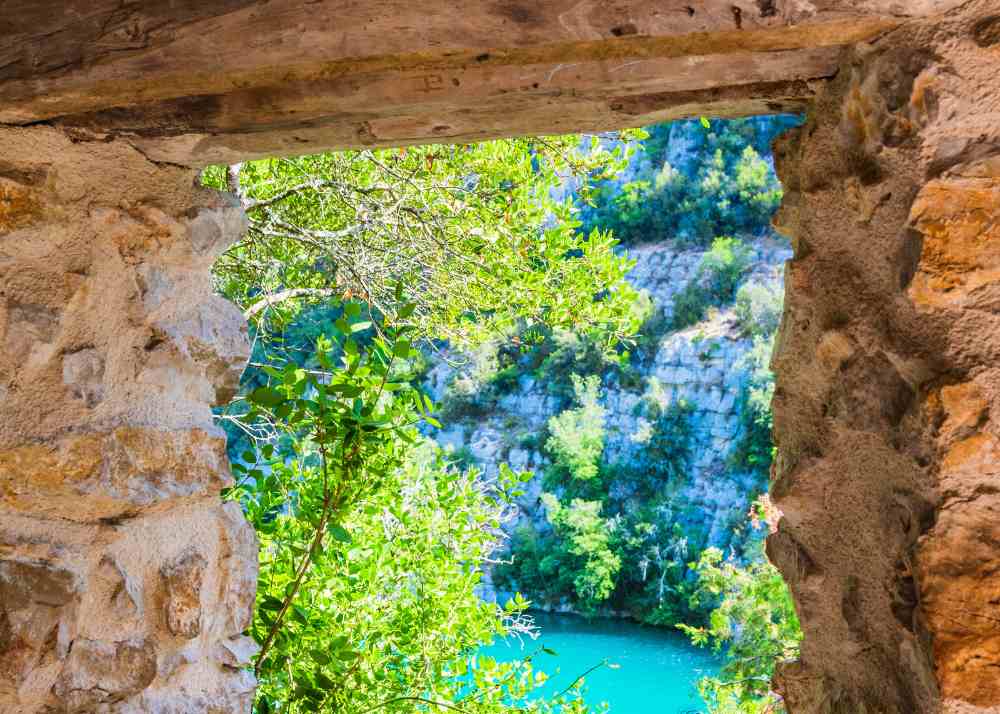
[481,612,719,713]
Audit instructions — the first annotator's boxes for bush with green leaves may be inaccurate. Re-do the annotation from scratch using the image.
[671,236,754,330]
[731,334,777,477]
[494,525,574,608]
[534,329,624,399]
[205,134,643,350]
[735,278,784,339]
[631,398,695,489]
[679,538,802,714]
[731,277,783,478]
[541,495,622,614]
[545,375,606,483]
[228,301,609,714]
[579,116,801,247]
[609,518,700,627]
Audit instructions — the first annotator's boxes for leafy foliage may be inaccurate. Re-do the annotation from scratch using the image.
[207,130,656,712]
[498,394,700,625]
[671,237,754,330]
[629,398,695,488]
[228,301,609,713]
[545,375,607,483]
[579,116,800,246]
[735,279,784,339]
[540,495,622,614]
[205,136,642,349]
[730,335,778,477]
[679,537,802,714]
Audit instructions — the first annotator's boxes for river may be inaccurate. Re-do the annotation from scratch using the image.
[480,611,719,713]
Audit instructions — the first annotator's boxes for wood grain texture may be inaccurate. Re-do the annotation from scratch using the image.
[0,0,960,165]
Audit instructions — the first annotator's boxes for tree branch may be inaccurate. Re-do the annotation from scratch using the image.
[243,288,338,320]
[254,445,337,676]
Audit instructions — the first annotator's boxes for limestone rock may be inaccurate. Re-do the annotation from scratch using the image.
[0,128,256,713]
[769,3,1000,710]
[161,550,207,639]
[0,559,76,609]
[52,638,157,712]
[215,636,261,669]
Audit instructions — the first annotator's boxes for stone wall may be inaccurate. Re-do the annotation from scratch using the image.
[0,127,256,712]
[768,2,1000,712]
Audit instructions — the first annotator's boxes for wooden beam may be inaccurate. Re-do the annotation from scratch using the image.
[0,1,963,164]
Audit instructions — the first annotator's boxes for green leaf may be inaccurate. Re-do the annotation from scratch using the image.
[398,302,417,319]
[329,383,363,398]
[351,321,372,333]
[260,596,284,612]
[249,387,285,408]
[329,525,352,543]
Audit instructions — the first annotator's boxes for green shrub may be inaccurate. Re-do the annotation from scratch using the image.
[447,444,478,471]
[671,236,753,330]
[545,375,606,482]
[631,290,671,364]
[490,364,521,392]
[580,115,801,247]
[735,278,784,338]
[541,495,621,614]
[599,510,706,627]
[535,329,620,399]
[437,341,502,422]
[700,236,753,300]
[679,540,802,713]
[731,334,776,476]
[437,385,496,422]
[632,398,694,490]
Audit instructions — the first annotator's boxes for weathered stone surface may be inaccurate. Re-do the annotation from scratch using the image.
[52,638,158,712]
[0,560,76,609]
[0,127,256,712]
[161,550,207,639]
[0,428,232,521]
[769,1,1000,711]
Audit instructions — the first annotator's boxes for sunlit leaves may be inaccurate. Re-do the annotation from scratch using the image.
[209,134,641,349]
[679,541,802,714]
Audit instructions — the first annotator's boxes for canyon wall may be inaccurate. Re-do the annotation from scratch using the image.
[427,237,788,614]
[769,2,1000,712]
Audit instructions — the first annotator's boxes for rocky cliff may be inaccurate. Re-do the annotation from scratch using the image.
[427,233,790,612]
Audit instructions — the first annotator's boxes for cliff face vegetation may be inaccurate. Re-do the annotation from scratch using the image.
[424,118,793,620]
